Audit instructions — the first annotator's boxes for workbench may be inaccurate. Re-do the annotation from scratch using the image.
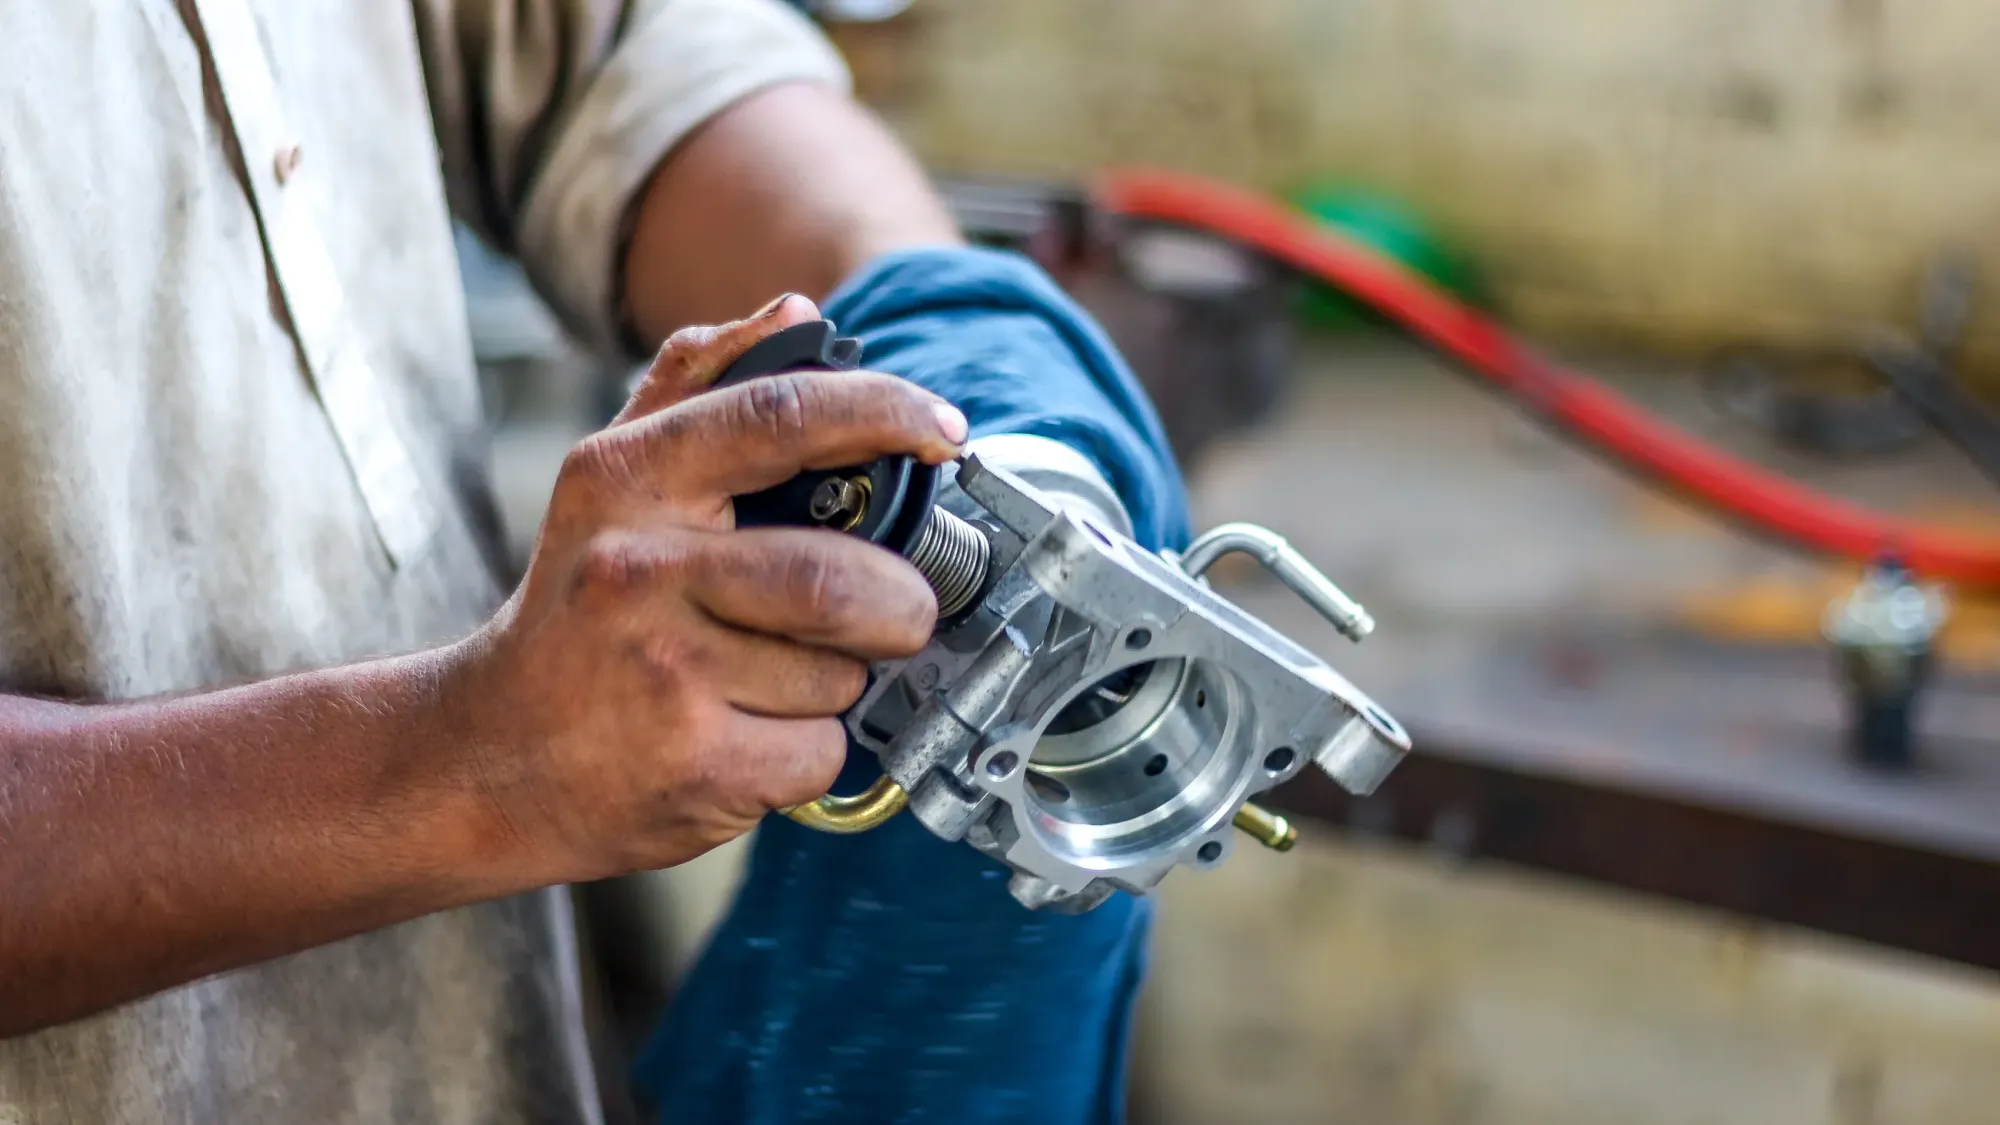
[1194,340,2000,974]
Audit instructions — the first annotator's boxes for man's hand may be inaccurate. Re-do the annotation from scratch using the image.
[0,295,968,1036]
[450,294,966,878]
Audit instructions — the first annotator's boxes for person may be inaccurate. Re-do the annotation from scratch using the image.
[0,1,1184,1122]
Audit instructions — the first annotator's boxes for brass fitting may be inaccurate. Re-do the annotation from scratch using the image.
[781,774,909,834]
[807,475,872,532]
[1232,802,1297,852]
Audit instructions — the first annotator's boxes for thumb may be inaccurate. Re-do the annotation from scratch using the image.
[613,293,822,425]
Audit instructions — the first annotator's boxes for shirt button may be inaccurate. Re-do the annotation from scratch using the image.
[273,144,304,184]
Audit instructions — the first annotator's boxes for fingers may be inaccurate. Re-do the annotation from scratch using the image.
[601,370,967,512]
[700,622,870,718]
[711,711,849,812]
[684,528,937,660]
[611,293,822,425]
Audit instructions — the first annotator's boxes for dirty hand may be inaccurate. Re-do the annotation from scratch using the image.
[450,295,966,880]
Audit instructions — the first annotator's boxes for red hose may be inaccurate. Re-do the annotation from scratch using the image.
[1095,167,2000,589]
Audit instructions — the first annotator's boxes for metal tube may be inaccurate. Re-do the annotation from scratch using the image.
[1180,522,1375,641]
[781,775,910,834]
[1232,802,1298,851]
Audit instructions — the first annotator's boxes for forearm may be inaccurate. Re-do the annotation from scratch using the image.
[0,642,538,1037]
[621,81,962,342]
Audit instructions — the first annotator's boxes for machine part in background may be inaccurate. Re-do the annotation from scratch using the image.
[1701,251,2000,469]
[837,435,1409,912]
[1860,252,2000,491]
[1867,343,2000,489]
[1702,348,1926,459]
[933,177,1301,470]
[1824,557,1950,771]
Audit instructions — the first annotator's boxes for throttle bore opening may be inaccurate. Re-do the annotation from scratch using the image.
[1025,658,1242,865]
[1043,660,1160,738]
[1025,773,1073,805]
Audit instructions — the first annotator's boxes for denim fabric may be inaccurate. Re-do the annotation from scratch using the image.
[636,247,1190,1124]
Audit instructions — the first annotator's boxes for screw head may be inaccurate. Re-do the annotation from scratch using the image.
[807,476,870,530]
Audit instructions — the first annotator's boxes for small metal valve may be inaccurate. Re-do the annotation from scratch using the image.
[1824,555,1949,770]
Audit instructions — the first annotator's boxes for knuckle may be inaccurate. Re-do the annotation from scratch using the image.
[854,373,928,431]
[648,325,726,388]
[886,561,939,637]
[683,696,733,752]
[889,595,937,653]
[635,347,694,396]
[781,544,853,624]
[573,535,653,599]
[653,534,705,582]
[739,373,811,445]
[629,635,690,696]
[661,323,718,357]
[847,556,935,653]
[795,720,848,791]
[560,431,647,497]
[558,435,610,485]
[827,657,869,706]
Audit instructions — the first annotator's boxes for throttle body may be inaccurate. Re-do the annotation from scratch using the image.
[717,320,1409,912]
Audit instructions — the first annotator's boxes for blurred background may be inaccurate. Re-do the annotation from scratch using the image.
[463,2,2000,1121]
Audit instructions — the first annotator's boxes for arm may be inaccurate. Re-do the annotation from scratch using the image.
[0,651,531,1035]
[586,25,1194,1124]
[414,0,955,354]
[620,80,961,339]
[0,309,962,1037]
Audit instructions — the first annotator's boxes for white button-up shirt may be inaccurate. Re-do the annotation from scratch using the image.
[0,1,845,1120]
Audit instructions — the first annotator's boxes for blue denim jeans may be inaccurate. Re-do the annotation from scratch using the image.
[634,248,1189,1124]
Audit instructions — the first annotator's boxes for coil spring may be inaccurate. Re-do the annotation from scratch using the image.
[907,508,990,618]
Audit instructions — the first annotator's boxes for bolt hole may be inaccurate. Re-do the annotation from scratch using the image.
[1126,628,1152,651]
[1026,773,1071,804]
[985,751,1020,779]
[1143,754,1169,777]
[1197,841,1223,863]
[1264,746,1297,774]
[1196,689,1206,709]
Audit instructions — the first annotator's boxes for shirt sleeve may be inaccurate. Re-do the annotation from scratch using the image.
[411,0,851,356]
[821,246,1194,554]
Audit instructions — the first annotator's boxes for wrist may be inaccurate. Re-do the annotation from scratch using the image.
[404,632,583,896]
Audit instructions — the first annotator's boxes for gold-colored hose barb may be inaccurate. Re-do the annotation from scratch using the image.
[1232,802,1298,852]
[781,775,909,834]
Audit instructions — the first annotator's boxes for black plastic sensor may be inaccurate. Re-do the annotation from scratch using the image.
[713,319,942,557]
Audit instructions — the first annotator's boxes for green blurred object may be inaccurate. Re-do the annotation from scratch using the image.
[1288,184,1479,330]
